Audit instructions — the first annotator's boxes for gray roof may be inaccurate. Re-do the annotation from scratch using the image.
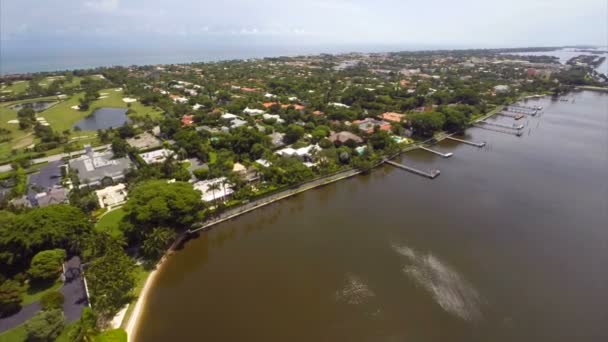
[69,150,133,186]
[27,161,64,201]
[37,188,68,207]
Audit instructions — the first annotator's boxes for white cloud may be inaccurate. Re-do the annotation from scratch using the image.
[84,0,120,13]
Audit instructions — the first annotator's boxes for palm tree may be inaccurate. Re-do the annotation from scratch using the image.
[207,182,222,205]
[221,179,233,201]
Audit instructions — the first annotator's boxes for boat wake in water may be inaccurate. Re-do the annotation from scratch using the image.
[392,243,483,321]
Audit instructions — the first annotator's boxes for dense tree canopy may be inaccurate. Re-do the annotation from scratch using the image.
[121,180,204,244]
[86,241,136,322]
[0,205,92,275]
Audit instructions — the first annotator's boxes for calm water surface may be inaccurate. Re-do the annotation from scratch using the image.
[10,100,57,112]
[137,90,608,342]
[508,47,608,75]
[73,107,128,130]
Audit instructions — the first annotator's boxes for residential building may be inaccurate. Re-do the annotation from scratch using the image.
[181,114,195,126]
[192,177,234,202]
[126,132,163,151]
[380,112,406,123]
[269,132,285,147]
[139,149,174,164]
[68,146,133,188]
[95,183,127,209]
[329,131,364,144]
[36,187,68,207]
[353,118,392,134]
[243,107,266,116]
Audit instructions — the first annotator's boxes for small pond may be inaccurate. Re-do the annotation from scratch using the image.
[73,107,129,131]
[10,100,58,112]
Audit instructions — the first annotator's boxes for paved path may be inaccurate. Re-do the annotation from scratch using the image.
[0,257,88,333]
[0,302,41,333]
[0,144,110,173]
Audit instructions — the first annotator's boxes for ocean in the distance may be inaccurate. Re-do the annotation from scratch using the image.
[0,43,443,75]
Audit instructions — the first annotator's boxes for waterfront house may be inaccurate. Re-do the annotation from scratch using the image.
[328,131,364,145]
[276,144,321,160]
[380,112,407,123]
[192,177,234,202]
[353,118,391,134]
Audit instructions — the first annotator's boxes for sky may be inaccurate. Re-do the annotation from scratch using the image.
[1,0,607,72]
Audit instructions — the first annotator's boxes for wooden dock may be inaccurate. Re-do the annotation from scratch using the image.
[419,146,453,158]
[446,136,486,147]
[385,160,440,179]
[505,105,538,115]
[478,121,524,130]
[497,111,526,120]
[473,124,523,136]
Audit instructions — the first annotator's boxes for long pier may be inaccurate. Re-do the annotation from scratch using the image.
[473,124,523,136]
[385,160,440,179]
[505,106,538,115]
[419,146,453,158]
[478,121,524,130]
[497,111,526,120]
[446,136,486,147]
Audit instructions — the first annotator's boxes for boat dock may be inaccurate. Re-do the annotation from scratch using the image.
[478,121,524,130]
[505,105,538,115]
[446,136,486,147]
[385,160,441,179]
[419,146,453,158]
[497,111,526,120]
[473,124,523,136]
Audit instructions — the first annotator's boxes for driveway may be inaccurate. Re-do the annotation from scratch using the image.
[0,256,88,333]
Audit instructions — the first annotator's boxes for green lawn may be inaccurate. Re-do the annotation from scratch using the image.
[0,90,161,163]
[21,279,63,306]
[0,81,28,96]
[40,88,163,134]
[38,76,83,90]
[95,208,126,239]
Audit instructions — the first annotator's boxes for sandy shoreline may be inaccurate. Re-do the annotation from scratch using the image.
[124,238,181,342]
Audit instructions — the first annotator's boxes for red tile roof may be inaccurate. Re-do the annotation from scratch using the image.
[181,114,194,126]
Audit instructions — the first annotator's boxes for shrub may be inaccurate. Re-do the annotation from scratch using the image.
[68,307,98,342]
[40,291,64,311]
[25,309,64,341]
[28,249,66,281]
[0,280,23,317]
[192,167,209,180]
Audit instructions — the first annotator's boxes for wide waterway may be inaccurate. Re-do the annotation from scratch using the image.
[136,90,607,342]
